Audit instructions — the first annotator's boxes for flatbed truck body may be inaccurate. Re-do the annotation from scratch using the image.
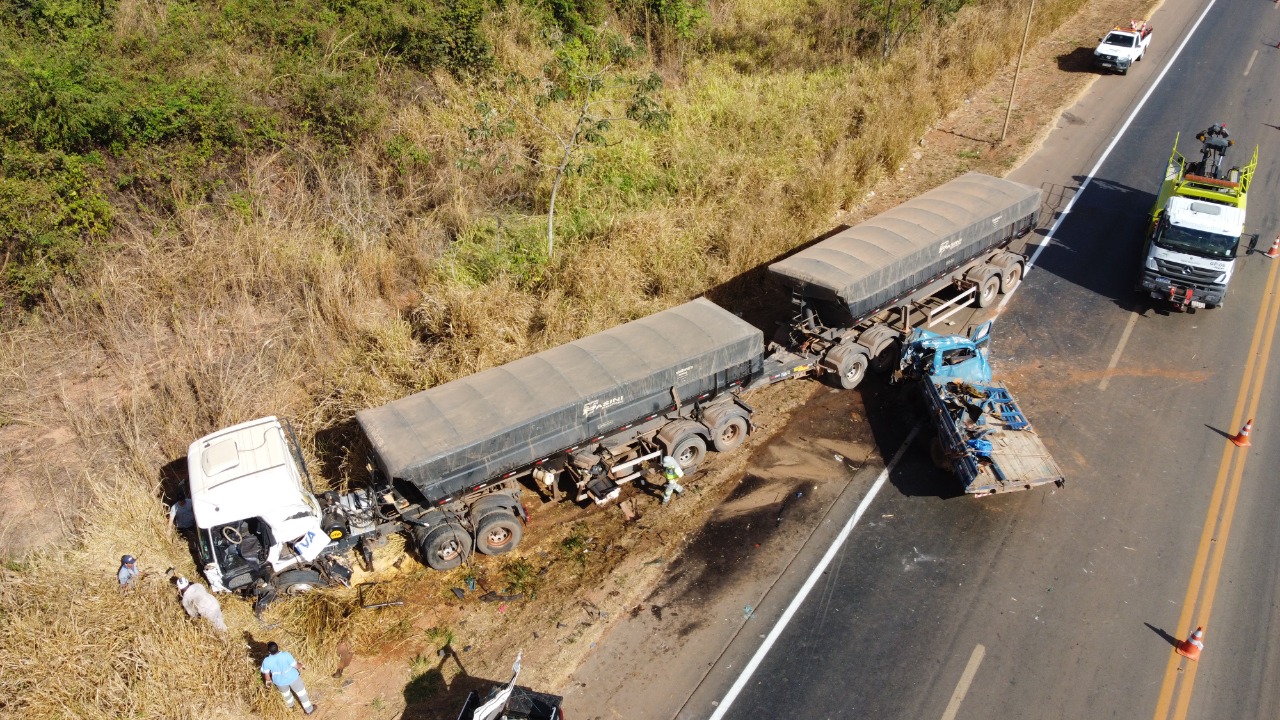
[898,323,1065,495]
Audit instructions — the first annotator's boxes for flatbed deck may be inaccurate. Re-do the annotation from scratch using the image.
[926,379,1065,495]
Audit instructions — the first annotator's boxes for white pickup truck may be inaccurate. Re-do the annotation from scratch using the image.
[1094,22,1152,75]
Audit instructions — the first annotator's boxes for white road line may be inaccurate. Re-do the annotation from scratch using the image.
[940,644,987,720]
[707,423,923,720]
[1099,312,1140,390]
[1244,49,1259,76]
[1009,0,1223,285]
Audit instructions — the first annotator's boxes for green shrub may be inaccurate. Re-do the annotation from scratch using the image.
[0,47,127,151]
[443,217,548,288]
[0,144,111,304]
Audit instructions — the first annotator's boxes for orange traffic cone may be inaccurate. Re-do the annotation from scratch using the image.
[1231,419,1253,448]
[1176,626,1205,661]
[1267,236,1280,259]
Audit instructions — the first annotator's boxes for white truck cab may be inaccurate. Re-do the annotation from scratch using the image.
[1141,196,1242,308]
[188,417,333,593]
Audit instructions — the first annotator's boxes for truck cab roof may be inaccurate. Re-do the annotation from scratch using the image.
[1164,196,1244,236]
[187,416,317,530]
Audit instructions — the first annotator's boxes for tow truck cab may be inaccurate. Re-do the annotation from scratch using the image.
[1141,196,1242,309]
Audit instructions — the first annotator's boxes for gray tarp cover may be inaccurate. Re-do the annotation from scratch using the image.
[356,298,763,502]
[769,173,1040,320]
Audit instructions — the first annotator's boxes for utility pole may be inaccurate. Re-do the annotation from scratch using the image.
[1001,0,1035,142]
[883,0,893,60]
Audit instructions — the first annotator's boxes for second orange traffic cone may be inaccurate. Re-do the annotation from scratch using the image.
[1176,626,1205,661]
[1231,419,1253,447]
[1267,236,1280,259]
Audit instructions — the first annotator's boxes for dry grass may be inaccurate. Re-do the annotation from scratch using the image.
[0,0,1143,715]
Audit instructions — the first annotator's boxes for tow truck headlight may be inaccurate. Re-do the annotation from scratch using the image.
[1145,255,1158,271]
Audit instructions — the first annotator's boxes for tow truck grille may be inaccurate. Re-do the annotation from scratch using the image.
[1154,258,1221,285]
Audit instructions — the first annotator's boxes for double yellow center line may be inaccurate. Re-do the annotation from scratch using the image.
[1152,257,1280,720]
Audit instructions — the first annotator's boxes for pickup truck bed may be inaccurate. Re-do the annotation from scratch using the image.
[924,378,1065,495]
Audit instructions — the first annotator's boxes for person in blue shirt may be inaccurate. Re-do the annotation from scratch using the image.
[117,555,140,592]
[261,641,315,714]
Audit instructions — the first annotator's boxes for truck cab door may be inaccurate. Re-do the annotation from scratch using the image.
[968,320,993,348]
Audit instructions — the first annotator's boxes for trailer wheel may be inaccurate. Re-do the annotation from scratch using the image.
[474,512,523,556]
[974,275,1001,308]
[827,345,869,389]
[671,434,707,472]
[709,414,750,453]
[869,341,900,373]
[1000,263,1024,294]
[420,524,473,571]
[275,569,324,594]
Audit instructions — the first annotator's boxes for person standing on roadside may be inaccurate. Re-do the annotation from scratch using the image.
[261,641,316,714]
[168,497,195,532]
[118,555,140,592]
[173,576,228,632]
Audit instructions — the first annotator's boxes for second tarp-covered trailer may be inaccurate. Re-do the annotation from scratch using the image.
[762,173,1041,389]
[356,297,764,509]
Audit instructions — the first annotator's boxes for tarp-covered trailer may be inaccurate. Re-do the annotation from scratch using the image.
[184,298,773,594]
[357,297,764,509]
[762,173,1041,390]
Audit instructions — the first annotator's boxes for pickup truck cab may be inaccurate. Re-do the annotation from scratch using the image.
[1094,22,1152,74]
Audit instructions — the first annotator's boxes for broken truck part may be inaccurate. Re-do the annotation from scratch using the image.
[896,322,1066,495]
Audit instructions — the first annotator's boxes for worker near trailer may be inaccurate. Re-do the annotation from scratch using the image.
[659,456,686,505]
[172,575,228,632]
[261,641,316,714]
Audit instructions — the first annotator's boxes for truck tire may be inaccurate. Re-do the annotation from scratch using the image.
[275,569,324,594]
[869,340,900,373]
[670,433,707,473]
[827,345,869,389]
[1000,263,1024,294]
[974,275,1001,308]
[708,414,749,453]
[419,524,473,571]
[474,512,523,555]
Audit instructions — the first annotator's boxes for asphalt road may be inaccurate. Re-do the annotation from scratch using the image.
[691,1,1280,718]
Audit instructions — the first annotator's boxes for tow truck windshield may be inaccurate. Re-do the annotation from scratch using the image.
[1156,222,1237,258]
